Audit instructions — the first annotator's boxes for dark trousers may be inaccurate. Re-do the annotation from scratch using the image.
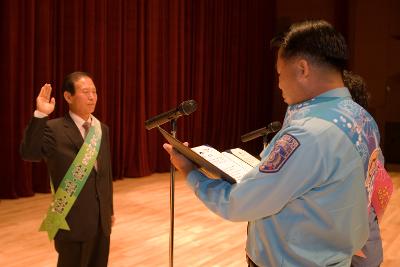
[54,226,110,267]
[247,255,260,267]
[351,211,383,267]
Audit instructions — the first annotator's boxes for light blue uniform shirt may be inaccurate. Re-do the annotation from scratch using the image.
[187,88,377,266]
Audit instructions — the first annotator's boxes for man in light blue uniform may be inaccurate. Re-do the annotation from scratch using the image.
[164,20,382,266]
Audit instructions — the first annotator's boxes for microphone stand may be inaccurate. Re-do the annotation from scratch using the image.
[263,134,270,149]
[169,119,177,267]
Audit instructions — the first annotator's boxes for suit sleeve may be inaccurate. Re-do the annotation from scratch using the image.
[20,117,56,161]
[103,125,114,215]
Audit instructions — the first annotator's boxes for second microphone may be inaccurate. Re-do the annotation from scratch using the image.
[241,121,282,142]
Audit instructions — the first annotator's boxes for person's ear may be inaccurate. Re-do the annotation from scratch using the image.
[297,59,310,78]
[64,91,72,104]
[295,59,311,85]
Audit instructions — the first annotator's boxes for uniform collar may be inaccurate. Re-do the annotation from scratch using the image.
[314,87,351,99]
[288,87,351,111]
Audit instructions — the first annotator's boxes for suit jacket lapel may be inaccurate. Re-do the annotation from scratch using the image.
[63,113,84,152]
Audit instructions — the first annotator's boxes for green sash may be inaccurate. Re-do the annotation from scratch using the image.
[39,116,102,240]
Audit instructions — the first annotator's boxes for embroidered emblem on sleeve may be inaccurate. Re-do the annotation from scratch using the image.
[259,134,300,173]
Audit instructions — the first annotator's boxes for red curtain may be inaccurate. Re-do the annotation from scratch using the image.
[0,0,276,198]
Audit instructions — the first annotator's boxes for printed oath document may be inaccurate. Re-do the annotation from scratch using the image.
[158,127,260,183]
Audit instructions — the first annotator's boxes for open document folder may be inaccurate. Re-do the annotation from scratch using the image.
[158,126,260,184]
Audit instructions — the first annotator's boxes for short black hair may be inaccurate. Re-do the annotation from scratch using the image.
[62,71,93,95]
[271,20,348,71]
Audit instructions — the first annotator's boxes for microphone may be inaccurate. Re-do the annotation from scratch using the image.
[241,121,282,142]
[145,100,197,130]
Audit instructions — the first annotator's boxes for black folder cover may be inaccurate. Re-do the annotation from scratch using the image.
[158,126,236,184]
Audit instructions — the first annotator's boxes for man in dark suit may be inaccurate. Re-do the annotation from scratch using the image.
[21,71,114,267]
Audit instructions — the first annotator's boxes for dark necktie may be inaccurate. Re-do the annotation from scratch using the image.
[82,121,97,170]
[82,122,90,139]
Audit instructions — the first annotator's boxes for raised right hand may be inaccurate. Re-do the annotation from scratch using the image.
[36,83,55,115]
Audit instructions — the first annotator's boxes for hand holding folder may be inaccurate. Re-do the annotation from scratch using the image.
[158,127,260,184]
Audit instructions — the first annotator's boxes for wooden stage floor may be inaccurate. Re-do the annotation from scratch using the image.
[0,172,399,267]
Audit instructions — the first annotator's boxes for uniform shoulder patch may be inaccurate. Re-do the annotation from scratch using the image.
[259,134,300,173]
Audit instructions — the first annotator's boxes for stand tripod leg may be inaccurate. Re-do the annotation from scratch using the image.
[169,165,175,267]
